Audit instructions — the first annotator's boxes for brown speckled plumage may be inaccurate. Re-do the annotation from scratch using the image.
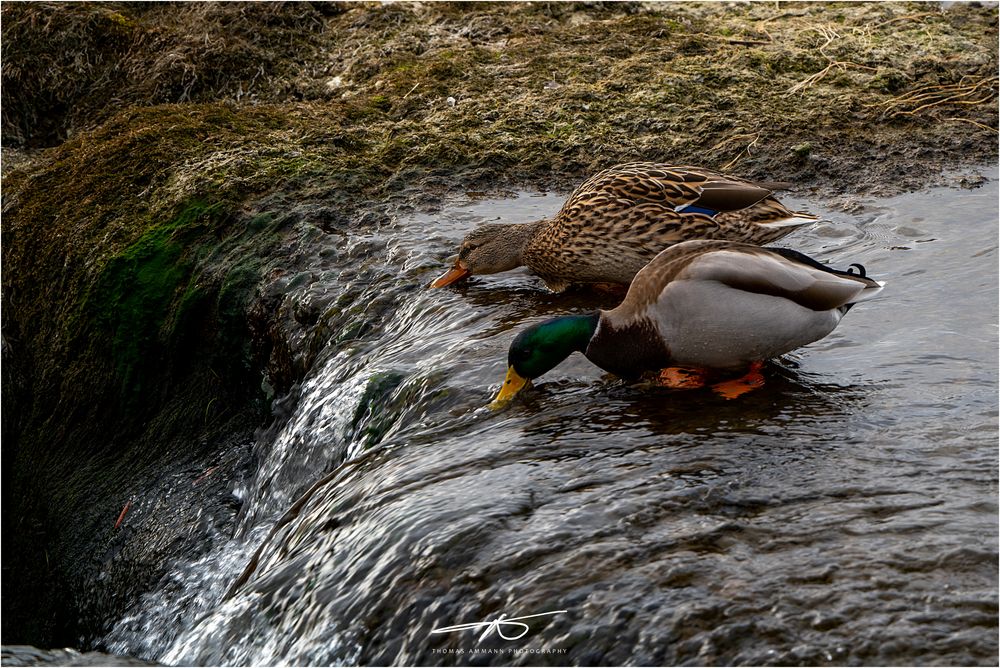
[442,162,819,292]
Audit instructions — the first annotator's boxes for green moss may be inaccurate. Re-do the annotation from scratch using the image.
[87,202,227,395]
[391,61,417,74]
[106,11,132,27]
[867,69,910,94]
[369,94,392,112]
[215,264,262,363]
[351,371,406,448]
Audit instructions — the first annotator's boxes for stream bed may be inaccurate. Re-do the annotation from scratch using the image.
[102,169,998,666]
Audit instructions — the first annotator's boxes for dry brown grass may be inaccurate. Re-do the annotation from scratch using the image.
[2,2,997,245]
[4,4,997,648]
[4,1,998,161]
[1,2,335,145]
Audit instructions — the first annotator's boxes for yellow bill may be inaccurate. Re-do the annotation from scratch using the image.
[489,365,529,408]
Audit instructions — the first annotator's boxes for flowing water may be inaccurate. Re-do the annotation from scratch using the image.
[102,169,998,666]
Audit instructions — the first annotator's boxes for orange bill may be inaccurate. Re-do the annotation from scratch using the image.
[430,260,471,288]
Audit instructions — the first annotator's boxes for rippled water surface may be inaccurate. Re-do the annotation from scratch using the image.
[104,170,998,666]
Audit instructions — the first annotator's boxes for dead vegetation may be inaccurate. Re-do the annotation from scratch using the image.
[783,25,880,95]
[870,74,1000,118]
[1,1,336,145]
[3,1,997,172]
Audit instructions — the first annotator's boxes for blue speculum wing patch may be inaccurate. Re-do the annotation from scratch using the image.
[678,204,718,216]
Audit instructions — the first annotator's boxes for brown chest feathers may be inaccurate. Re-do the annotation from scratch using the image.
[584,316,672,380]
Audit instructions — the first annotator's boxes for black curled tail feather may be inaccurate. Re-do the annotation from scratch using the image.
[767,247,878,283]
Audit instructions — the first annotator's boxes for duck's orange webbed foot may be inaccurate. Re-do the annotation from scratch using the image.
[711,362,765,399]
[656,366,709,389]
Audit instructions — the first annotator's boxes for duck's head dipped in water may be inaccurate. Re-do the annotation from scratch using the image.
[490,240,884,405]
[494,313,601,403]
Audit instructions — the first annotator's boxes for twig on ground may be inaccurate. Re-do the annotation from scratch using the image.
[785,26,877,95]
[875,12,940,28]
[713,132,762,171]
[693,32,773,46]
[868,76,998,118]
[944,117,999,133]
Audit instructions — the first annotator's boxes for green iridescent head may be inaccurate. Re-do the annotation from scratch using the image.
[492,313,600,405]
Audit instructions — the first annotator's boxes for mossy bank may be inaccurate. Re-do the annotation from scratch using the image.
[2,0,997,649]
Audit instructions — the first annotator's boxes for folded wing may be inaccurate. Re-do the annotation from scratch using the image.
[682,247,884,311]
[562,162,775,217]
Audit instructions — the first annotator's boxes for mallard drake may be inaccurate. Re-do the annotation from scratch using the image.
[491,239,883,403]
[432,162,818,292]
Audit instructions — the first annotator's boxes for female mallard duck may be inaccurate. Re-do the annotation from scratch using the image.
[432,162,818,292]
[491,239,883,403]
